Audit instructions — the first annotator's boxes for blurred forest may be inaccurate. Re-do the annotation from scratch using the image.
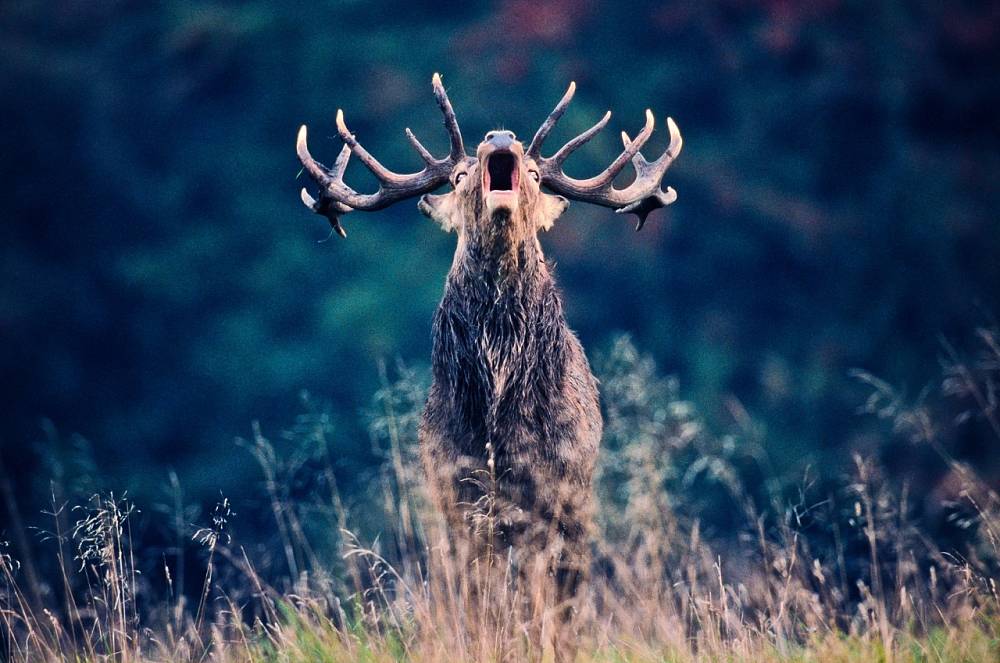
[2,0,999,588]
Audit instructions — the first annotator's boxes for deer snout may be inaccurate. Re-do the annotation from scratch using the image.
[485,130,516,150]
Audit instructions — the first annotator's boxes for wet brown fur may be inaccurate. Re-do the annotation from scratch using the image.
[417,137,602,607]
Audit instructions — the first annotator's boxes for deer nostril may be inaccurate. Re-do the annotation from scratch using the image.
[487,131,515,149]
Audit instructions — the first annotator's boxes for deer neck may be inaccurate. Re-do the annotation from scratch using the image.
[452,209,543,286]
[433,214,567,413]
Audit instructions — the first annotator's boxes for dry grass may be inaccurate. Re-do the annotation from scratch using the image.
[2,334,999,662]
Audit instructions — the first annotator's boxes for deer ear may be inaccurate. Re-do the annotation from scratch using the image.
[418,193,460,232]
[537,193,569,231]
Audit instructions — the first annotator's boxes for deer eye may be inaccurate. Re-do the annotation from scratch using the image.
[454,172,467,185]
[528,169,540,183]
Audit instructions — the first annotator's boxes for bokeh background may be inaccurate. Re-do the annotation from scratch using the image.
[2,0,999,587]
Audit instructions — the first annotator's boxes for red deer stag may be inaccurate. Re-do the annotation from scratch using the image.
[296,73,681,612]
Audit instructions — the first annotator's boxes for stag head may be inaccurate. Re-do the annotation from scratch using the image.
[296,74,682,240]
[416,128,571,250]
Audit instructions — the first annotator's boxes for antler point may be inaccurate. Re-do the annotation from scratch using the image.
[667,117,680,138]
[300,187,316,209]
[335,110,354,143]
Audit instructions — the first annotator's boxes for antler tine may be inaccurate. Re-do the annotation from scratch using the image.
[296,73,469,227]
[432,72,465,161]
[550,110,612,165]
[296,125,334,188]
[659,117,683,168]
[404,127,436,165]
[330,141,351,178]
[335,109,414,187]
[527,81,576,159]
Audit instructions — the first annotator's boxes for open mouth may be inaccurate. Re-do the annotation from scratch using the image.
[484,151,519,193]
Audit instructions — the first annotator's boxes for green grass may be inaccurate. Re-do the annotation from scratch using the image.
[248,615,1000,663]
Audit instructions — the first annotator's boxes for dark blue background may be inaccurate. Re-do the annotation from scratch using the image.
[2,0,998,569]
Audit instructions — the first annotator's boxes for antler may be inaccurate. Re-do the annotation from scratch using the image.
[528,82,683,230]
[296,73,466,237]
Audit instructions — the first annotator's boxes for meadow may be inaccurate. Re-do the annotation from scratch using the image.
[3,333,998,663]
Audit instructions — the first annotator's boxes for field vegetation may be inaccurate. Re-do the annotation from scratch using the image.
[3,333,998,662]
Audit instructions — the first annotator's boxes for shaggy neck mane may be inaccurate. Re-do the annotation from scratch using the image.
[430,212,570,450]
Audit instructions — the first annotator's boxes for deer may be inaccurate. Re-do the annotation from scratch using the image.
[296,73,681,631]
